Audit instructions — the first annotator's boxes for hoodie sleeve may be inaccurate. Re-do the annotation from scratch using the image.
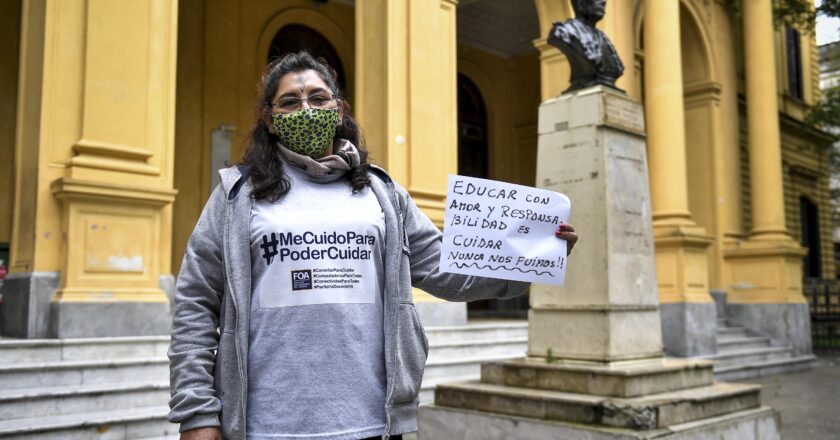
[400,186,530,302]
[166,184,226,431]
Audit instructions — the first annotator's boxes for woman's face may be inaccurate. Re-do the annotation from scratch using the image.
[271,69,342,118]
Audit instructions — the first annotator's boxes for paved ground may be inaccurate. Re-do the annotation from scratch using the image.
[743,351,840,439]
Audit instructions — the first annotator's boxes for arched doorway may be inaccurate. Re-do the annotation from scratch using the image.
[456,0,541,319]
[457,74,529,319]
[457,74,489,178]
[267,24,347,93]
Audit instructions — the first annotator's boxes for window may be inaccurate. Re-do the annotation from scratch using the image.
[786,26,804,100]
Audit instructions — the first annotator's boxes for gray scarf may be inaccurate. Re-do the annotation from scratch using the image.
[278,139,361,179]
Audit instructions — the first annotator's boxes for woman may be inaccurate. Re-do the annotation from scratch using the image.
[168,51,578,440]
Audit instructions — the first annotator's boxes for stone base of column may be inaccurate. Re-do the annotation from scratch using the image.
[49,299,171,338]
[660,302,718,357]
[724,239,810,354]
[0,272,59,338]
[653,224,714,304]
[419,357,780,439]
[653,225,717,357]
[724,238,807,303]
[726,303,811,356]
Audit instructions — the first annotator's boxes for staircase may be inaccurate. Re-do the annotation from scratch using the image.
[420,320,527,404]
[705,317,816,381]
[0,316,812,436]
[0,336,176,439]
[0,321,528,436]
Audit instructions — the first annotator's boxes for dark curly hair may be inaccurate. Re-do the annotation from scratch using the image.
[241,51,371,202]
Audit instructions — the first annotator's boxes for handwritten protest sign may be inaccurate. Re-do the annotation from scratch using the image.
[440,175,571,285]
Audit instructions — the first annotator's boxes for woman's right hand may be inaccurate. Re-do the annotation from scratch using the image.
[181,427,222,440]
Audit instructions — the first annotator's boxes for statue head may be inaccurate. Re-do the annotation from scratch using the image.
[571,0,606,24]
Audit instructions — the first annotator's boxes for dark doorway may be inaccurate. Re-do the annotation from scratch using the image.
[457,74,488,178]
[268,25,346,93]
[458,74,528,319]
[800,196,822,279]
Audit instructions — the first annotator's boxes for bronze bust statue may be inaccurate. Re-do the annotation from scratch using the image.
[548,0,624,93]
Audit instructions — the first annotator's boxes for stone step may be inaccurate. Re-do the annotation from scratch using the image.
[716,326,750,337]
[0,336,170,366]
[0,358,169,390]
[433,381,761,430]
[478,358,715,398]
[703,346,793,369]
[418,404,780,439]
[424,322,528,345]
[0,405,176,439]
[715,355,818,382]
[427,337,527,363]
[0,382,170,420]
[419,374,478,405]
[423,354,520,382]
[717,336,772,352]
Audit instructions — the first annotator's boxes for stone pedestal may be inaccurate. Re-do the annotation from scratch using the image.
[528,86,662,363]
[418,87,780,439]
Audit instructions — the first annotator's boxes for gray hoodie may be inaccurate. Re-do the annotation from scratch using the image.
[167,165,529,439]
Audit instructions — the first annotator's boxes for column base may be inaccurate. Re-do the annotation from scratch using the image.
[49,300,171,338]
[724,238,808,303]
[653,224,714,303]
[0,272,59,338]
[660,302,718,357]
[726,302,812,356]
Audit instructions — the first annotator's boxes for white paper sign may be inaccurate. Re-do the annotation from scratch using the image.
[440,175,571,285]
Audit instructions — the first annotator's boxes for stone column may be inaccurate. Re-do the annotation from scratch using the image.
[355,0,464,325]
[644,0,690,225]
[643,0,716,356]
[743,0,788,241]
[723,0,810,355]
[2,0,177,338]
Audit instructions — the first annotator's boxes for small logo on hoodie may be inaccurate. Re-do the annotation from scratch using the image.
[291,270,312,290]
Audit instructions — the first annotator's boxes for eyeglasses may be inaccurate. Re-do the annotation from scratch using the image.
[271,93,336,113]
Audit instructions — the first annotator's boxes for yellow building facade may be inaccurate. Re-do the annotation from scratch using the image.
[0,0,832,355]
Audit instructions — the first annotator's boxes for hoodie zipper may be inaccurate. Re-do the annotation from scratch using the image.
[224,176,249,438]
[383,176,402,440]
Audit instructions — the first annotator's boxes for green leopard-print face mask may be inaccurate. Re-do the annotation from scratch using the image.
[272,108,339,157]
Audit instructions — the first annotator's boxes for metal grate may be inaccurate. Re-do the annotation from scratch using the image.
[803,278,840,349]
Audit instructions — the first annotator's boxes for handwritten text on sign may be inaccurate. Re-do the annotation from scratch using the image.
[440,175,571,285]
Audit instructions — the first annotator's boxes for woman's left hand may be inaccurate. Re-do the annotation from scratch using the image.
[555,223,578,256]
